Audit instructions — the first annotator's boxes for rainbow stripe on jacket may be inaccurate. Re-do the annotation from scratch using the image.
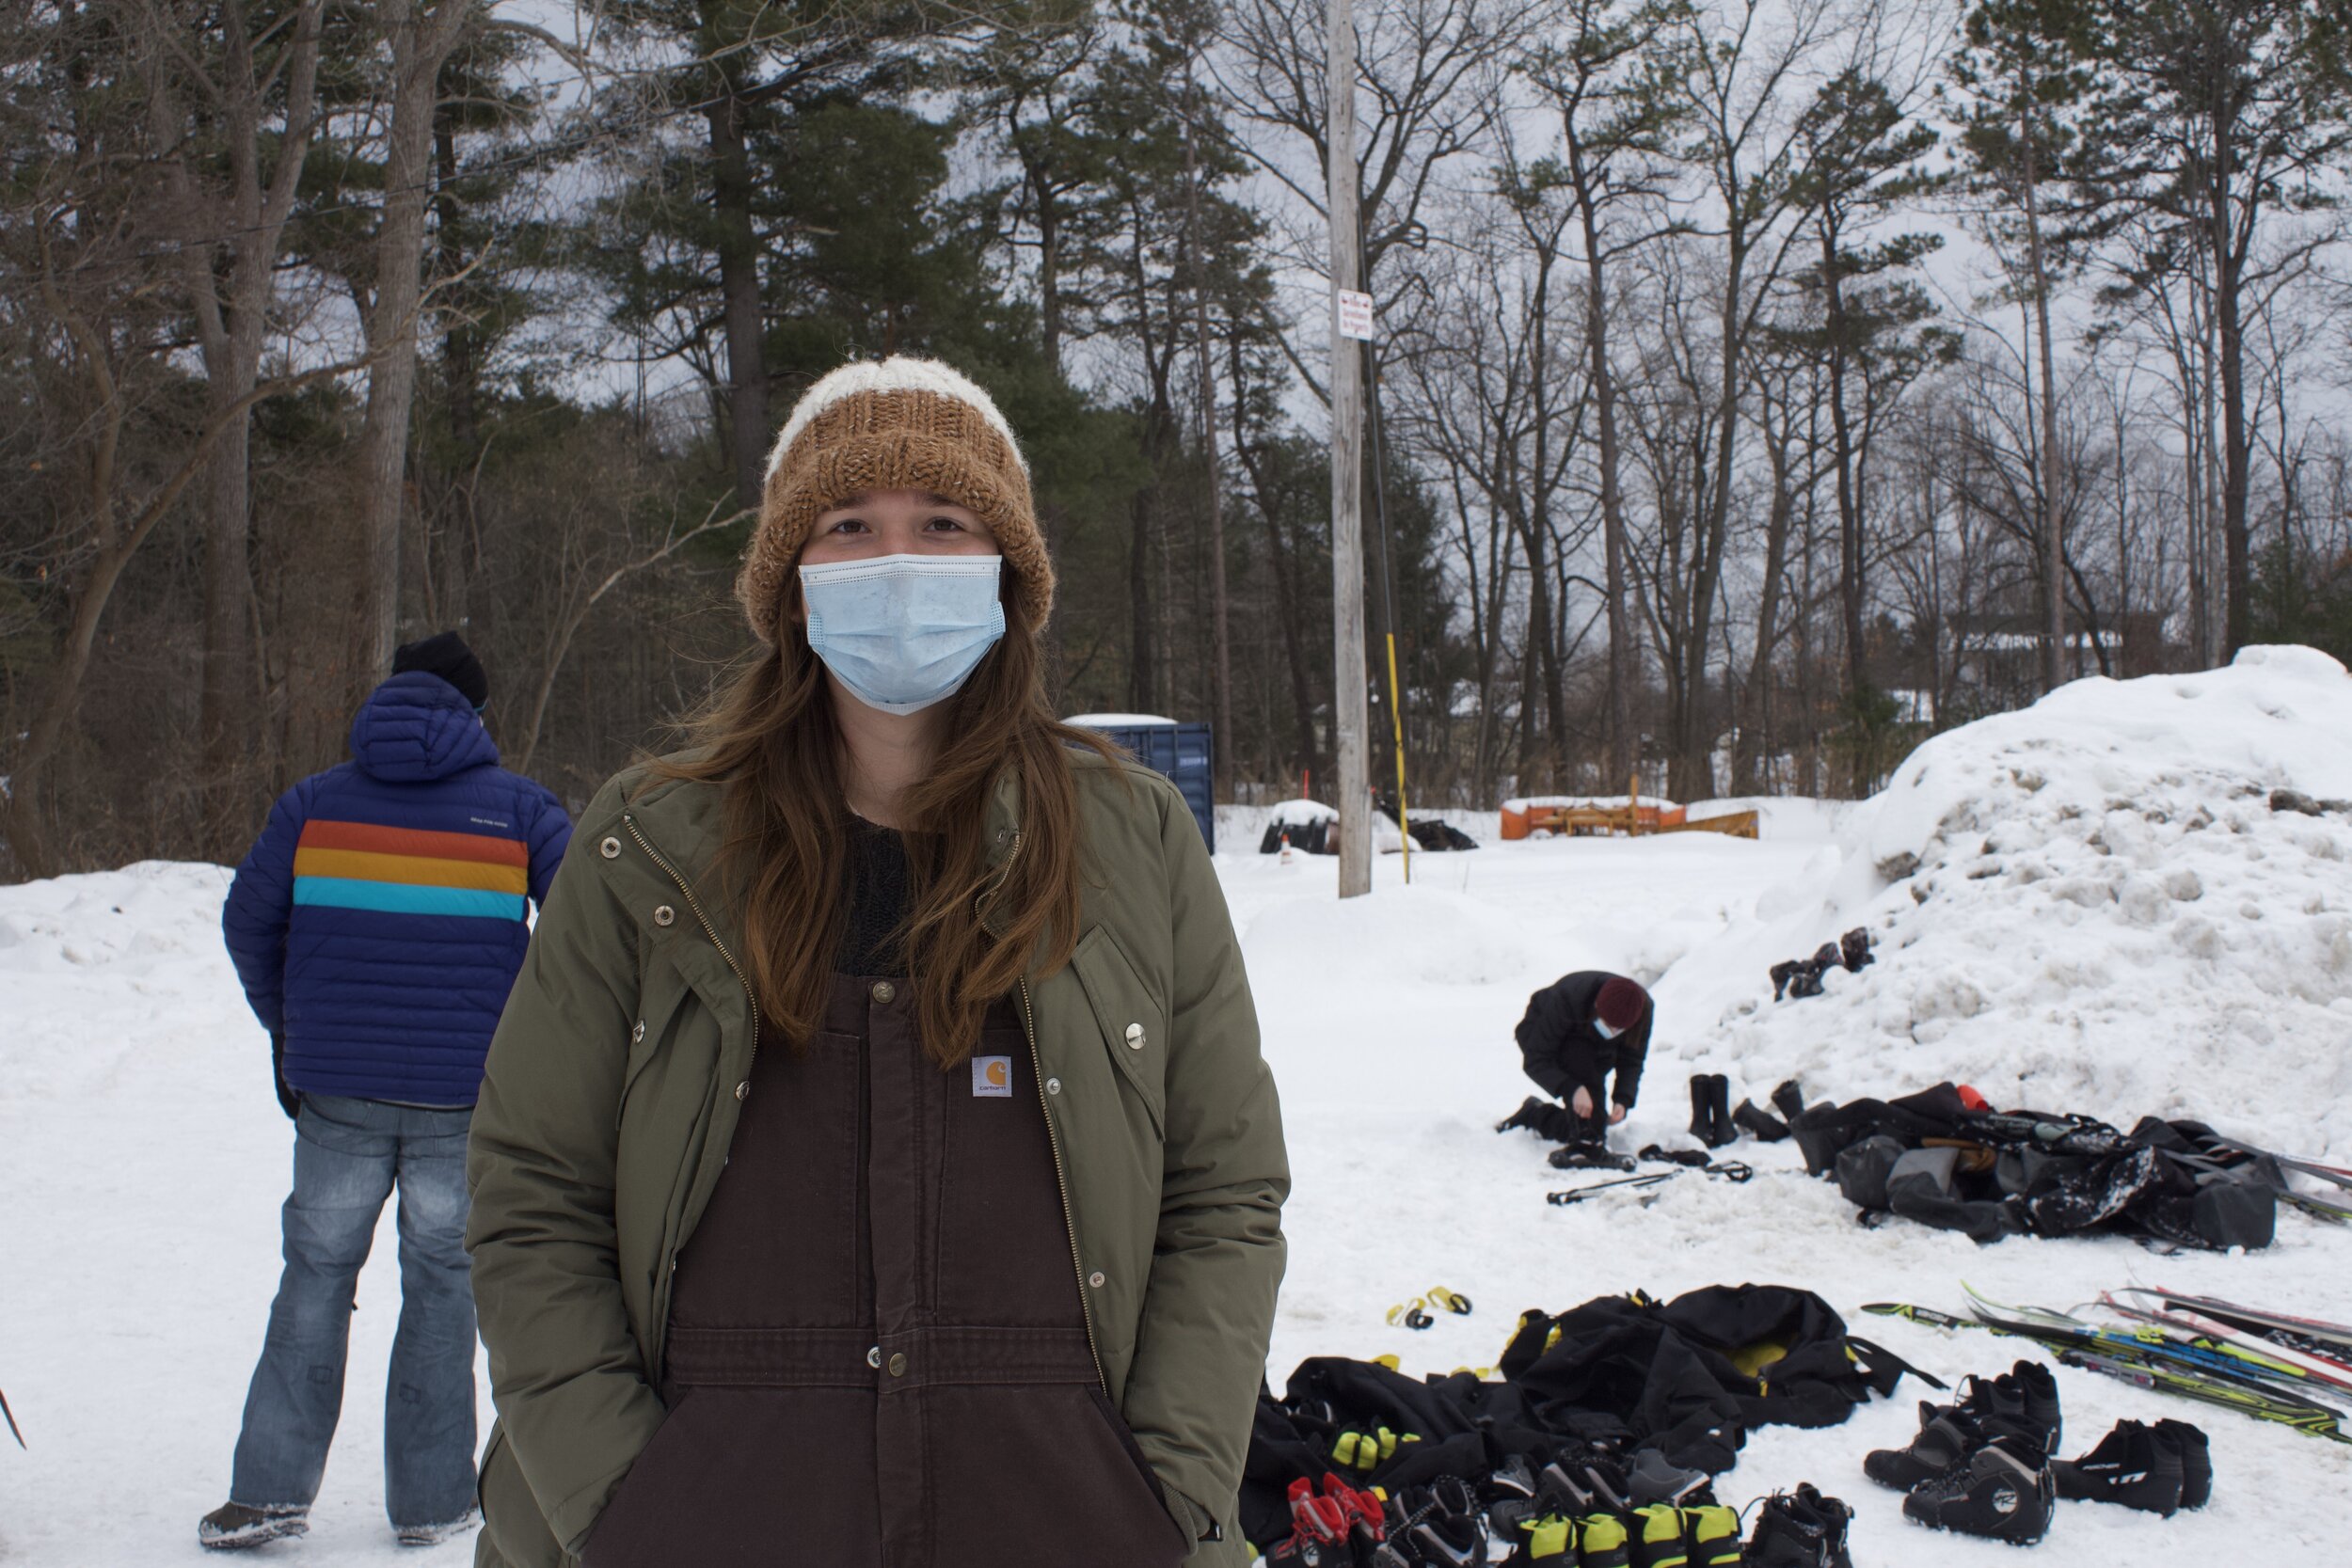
[291,819,532,922]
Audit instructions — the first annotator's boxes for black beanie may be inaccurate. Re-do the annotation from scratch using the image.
[392,631,489,710]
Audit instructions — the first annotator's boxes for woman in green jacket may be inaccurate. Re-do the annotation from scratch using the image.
[464,357,1288,1568]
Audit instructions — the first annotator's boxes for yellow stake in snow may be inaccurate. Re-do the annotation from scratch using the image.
[1388,632,1410,883]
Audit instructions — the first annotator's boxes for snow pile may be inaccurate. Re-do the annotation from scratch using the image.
[1662,646,2352,1158]
[0,861,241,1102]
[1687,796,1858,841]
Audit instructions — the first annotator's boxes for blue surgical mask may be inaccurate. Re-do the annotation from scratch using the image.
[1593,1019,1621,1040]
[799,553,1007,716]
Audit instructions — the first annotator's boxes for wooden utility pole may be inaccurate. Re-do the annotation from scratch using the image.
[1327,0,1372,898]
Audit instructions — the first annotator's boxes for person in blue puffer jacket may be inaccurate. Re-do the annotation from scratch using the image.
[200,633,571,1554]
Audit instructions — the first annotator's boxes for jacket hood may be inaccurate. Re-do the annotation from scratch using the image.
[349,671,501,782]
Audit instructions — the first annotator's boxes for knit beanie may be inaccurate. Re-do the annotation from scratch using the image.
[1596,976,1649,1033]
[391,631,488,710]
[736,356,1055,646]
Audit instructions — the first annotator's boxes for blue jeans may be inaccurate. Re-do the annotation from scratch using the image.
[229,1094,478,1528]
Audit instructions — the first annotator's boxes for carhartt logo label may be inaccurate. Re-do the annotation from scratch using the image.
[972,1056,1011,1098]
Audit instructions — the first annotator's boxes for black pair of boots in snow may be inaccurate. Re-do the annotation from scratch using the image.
[1686,1074,1791,1149]
[1866,1360,2061,1544]
[1689,1075,1736,1148]
[2053,1418,2211,1515]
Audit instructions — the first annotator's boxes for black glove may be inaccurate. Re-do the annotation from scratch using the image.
[271,1033,298,1119]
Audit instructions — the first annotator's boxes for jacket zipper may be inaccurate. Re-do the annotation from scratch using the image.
[621,811,761,1350]
[994,831,1107,1387]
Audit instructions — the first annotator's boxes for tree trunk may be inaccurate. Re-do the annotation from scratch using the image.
[1577,218,1633,789]
[353,0,469,687]
[434,101,480,457]
[2212,189,2249,657]
[178,0,325,842]
[1232,343,1322,786]
[1823,222,1866,695]
[2018,91,2064,693]
[709,85,769,510]
[1032,155,1063,370]
[1128,467,1159,713]
[1740,415,1797,795]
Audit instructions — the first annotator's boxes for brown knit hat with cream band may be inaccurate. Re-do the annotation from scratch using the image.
[736,356,1055,645]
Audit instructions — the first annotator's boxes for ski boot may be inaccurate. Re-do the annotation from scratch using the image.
[2156,1418,2213,1508]
[1388,1477,1486,1567]
[1867,1359,2059,1490]
[1901,1433,2055,1545]
[1744,1484,1852,1568]
[2053,1418,2188,1515]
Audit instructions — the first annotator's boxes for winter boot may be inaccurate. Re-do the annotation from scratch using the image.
[1744,1484,1853,1568]
[2154,1418,2212,1508]
[1770,1079,1807,1127]
[1624,1449,1709,1508]
[1680,1505,1743,1568]
[1901,1434,2055,1545]
[1732,1099,1791,1142]
[2053,1419,2185,1515]
[1500,1097,1557,1135]
[1688,1076,1715,1145]
[1399,1504,1487,1567]
[1629,1503,1692,1568]
[1487,1453,1542,1534]
[1706,1075,1737,1148]
[198,1503,310,1551]
[1575,1512,1631,1568]
[1502,1513,1577,1565]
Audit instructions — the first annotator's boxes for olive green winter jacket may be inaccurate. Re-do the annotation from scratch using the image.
[464,751,1288,1567]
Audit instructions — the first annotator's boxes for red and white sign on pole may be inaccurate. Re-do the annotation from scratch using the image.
[1335,289,1375,341]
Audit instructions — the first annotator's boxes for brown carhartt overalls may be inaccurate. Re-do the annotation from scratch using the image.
[582,973,1189,1567]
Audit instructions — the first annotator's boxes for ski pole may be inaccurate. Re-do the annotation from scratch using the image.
[1547,1173,1676,1206]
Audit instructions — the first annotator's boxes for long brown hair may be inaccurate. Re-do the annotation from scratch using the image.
[654,567,1119,1065]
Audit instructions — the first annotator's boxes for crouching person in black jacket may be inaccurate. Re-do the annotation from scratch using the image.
[1497,973,1652,1144]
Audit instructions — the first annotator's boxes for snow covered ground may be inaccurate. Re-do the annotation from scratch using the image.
[6,649,2352,1563]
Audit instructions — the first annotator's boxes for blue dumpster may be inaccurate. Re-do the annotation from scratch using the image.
[1065,715,1216,852]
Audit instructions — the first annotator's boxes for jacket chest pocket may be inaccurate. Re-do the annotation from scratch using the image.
[1070,925,1168,1137]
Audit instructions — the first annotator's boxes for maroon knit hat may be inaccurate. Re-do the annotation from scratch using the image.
[1596,977,1648,1032]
